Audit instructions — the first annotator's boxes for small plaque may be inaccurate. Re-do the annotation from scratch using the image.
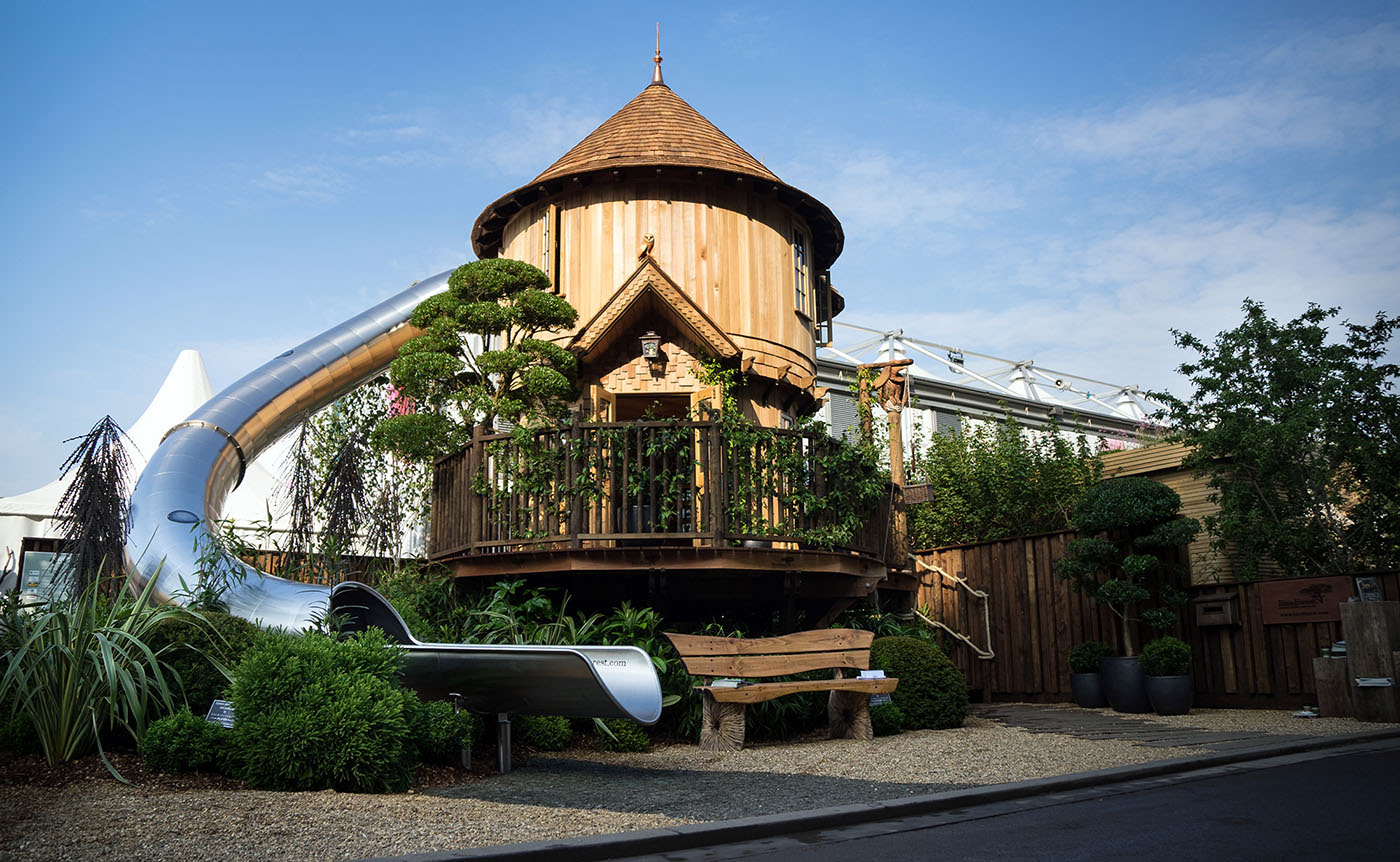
[205,699,235,729]
[1355,576,1383,602]
[1355,677,1394,688]
[1259,576,1352,625]
[862,670,891,706]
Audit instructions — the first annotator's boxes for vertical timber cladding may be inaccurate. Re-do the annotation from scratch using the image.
[920,534,1400,706]
[498,182,817,381]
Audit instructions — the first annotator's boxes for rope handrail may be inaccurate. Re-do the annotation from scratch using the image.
[908,556,995,660]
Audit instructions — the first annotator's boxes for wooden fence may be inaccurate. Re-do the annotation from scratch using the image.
[917,533,1399,708]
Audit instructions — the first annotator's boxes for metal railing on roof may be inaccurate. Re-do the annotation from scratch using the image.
[819,321,1162,423]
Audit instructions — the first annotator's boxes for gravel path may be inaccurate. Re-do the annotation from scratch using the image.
[1,707,1391,862]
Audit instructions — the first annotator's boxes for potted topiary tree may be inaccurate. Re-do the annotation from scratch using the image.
[1139,636,1193,715]
[1055,477,1199,714]
[1067,641,1113,708]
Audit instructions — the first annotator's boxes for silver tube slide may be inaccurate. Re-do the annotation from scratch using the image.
[124,271,662,724]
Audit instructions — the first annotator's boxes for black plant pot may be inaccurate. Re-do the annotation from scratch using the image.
[1069,672,1108,708]
[1145,675,1194,715]
[1099,656,1150,713]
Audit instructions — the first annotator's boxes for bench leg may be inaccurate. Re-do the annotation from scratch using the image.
[828,690,873,740]
[699,691,746,751]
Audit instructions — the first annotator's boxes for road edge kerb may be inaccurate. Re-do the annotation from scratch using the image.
[364,728,1400,862]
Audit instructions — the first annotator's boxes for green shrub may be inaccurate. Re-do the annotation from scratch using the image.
[1139,636,1192,677]
[229,628,416,793]
[0,580,188,777]
[597,718,649,752]
[0,707,38,754]
[1068,641,1115,674]
[411,700,480,765]
[870,702,904,737]
[515,714,571,751]
[870,637,968,730]
[145,611,261,717]
[139,707,224,773]
[1072,476,1184,533]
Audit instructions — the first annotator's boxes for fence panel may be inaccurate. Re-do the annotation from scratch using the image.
[917,533,1400,708]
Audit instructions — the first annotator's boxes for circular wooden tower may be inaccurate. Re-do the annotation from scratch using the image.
[471,55,845,426]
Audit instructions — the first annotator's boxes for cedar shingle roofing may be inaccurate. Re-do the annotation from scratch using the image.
[530,83,780,185]
[472,81,844,269]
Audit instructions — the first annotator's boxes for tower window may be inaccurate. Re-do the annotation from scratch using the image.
[792,227,810,318]
[815,271,833,346]
[541,203,561,293]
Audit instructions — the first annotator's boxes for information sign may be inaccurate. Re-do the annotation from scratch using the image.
[205,699,235,729]
[1258,576,1353,625]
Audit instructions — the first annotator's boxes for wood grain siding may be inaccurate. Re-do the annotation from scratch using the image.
[917,537,1400,708]
[1098,442,1278,584]
[500,182,817,380]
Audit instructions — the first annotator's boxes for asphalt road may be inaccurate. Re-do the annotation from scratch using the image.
[614,740,1400,861]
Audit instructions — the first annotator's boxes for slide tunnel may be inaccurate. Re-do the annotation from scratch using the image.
[123,270,663,743]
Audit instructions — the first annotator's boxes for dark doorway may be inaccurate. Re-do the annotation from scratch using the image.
[613,394,690,421]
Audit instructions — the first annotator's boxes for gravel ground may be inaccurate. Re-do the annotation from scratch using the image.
[1,707,1391,862]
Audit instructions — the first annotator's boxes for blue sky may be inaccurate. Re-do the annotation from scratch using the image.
[2,1,1396,496]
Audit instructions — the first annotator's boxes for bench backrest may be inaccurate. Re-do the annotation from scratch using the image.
[664,629,875,678]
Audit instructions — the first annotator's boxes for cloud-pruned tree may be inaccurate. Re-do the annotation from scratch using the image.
[372,259,578,462]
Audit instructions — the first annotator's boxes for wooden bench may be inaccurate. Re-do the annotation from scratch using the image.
[664,629,898,751]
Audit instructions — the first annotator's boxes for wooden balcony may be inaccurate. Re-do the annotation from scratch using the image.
[428,420,901,625]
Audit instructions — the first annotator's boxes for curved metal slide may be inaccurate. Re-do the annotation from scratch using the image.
[124,269,663,733]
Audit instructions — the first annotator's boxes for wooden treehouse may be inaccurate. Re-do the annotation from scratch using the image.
[427,53,911,628]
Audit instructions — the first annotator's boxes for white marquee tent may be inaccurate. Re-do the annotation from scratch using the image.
[0,350,287,592]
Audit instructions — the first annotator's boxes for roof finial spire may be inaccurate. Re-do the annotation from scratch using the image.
[652,23,664,85]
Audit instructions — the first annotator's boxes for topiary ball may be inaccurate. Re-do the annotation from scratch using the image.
[140,707,225,773]
[515,714,572,751]
[870,636,968,730]
[597,718,650,752]
[228,628,417,793]
[870,702,904,737]
[410,699,481,765]
[1139,636,1192,677]
[1068,640,1115,674]
[1072,477,1182,533]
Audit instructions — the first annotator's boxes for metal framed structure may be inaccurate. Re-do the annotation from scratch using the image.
[817,321,1162,443]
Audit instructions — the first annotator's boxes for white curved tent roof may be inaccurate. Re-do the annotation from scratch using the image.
[1,350,287,583]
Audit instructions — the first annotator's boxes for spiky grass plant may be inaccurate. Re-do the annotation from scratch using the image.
[0,571,198,781]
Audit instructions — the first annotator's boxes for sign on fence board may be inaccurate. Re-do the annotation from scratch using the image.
[1258,576,1353,625]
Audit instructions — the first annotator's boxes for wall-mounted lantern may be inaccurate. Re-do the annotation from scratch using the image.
[640,330,664,375]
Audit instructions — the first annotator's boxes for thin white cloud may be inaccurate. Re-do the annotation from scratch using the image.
[1038,21,1400,167]
[1259,19,1400,75]
[1041,86,1391,165]
[474,96,608,178]
[253,164,348,202]
[77,194,181,227]
[786,148,1023,237]
[842,203,1400,397]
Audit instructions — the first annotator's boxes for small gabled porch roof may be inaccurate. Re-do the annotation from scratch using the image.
[569,257,740,363]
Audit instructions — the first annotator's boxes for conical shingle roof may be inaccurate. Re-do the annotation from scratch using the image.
[530,82,780,185]
[472,78,843,268]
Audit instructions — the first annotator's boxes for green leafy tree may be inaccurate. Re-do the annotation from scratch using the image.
[1055,477,1198,655]
[373,259,579,461]
[1155,300,1400,578]
[909,415,1102,549]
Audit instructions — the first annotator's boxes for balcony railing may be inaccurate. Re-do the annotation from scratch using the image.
[429,419,893,564]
